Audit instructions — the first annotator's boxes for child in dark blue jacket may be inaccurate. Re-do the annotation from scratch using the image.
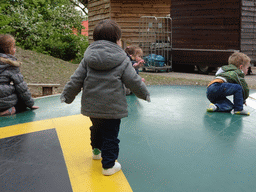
[0,34,38,116]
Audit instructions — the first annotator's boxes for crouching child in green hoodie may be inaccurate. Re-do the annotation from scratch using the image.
[206,52,250,115]
[61,19,150,176]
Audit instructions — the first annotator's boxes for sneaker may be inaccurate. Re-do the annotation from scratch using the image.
[207,103,217,112]
[92,148,101,160]
[102,162,121,176]
[234,110,250,116]
[0,107,16,116]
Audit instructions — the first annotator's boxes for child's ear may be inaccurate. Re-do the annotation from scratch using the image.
[116,39,122,47]
[239,65,243,70]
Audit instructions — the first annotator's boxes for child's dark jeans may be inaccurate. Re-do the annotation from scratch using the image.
[90,118,121,169]
[207,82,244,112]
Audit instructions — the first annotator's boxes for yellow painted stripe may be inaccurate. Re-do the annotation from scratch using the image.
[0,118,55,139]
[0,115,133,192]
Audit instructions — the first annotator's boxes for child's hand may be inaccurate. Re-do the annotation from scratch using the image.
[141,78,145,82]
[30,106,39,110]
[133,62,139,68]
[133,59,145,68]
[138,59,145,67]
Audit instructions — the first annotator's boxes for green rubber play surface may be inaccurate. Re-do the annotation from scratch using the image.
[1,85,256,192]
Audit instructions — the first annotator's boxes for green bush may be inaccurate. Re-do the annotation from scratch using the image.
[0,0,89,62]
[0,3,14,34]
[72,35,89,63]
[38,33,88,62]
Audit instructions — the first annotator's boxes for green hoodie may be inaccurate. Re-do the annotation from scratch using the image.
[216,64,249,100]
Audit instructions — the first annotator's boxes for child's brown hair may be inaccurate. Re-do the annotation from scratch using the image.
[134,47,143,58]
[124,46,136,56]
[0,34,15,54]
[228,52,251,68]
[93,19,122,43]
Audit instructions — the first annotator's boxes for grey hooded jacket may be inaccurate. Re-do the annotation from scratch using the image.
[61,40,150,119]
[0,53,34,111]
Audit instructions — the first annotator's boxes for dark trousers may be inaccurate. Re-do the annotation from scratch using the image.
[14,99,28,113]
[90,118,121,169]
[207,82,244,112]
[0,96,27,113]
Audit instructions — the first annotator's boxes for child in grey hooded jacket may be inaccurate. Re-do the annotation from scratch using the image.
[61,19,150,176]
[0,34,38,116]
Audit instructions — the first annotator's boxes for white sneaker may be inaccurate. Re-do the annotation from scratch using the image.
[207,103,217,112]
[92,148,101,160]
[234,110,250,116]
[102,162,121,176]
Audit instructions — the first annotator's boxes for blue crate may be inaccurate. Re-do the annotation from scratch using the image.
[143,54,166,67]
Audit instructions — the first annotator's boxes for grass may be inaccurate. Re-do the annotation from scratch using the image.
[15,47,210,97]
[140,73,209,86]
[16,47,79,96]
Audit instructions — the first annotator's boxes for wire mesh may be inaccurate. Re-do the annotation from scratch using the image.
[139,16,172,72]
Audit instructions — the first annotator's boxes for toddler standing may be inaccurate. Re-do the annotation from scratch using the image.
[61,19,150,176]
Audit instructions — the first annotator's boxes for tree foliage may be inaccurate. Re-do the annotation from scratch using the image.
[0,0,89,62]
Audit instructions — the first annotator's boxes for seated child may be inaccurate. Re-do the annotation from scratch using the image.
[124,46,145,95]
[0,34,38,116]
[125,46,145,75]
[133,47,145,74]
[206,52,250,115]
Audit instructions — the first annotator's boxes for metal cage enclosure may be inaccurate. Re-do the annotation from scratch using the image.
[139,16,172,72]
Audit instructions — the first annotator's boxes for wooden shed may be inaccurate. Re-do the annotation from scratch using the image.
[171,0,256,72]
[87,0,256,73]
[87,0,171,47]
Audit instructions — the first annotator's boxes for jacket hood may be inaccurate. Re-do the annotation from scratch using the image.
[222,64,240,72]
[84,40,127,71]
[0,53,20,73]
[218,64,245,78]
